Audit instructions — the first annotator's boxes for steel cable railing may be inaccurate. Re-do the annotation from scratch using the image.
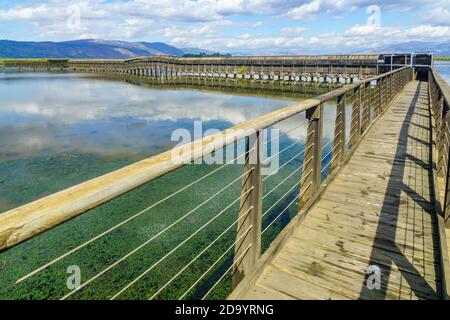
[16,146,254,285]
[321,139,334,158]
[201,244,252,300]
[0,67,412,300]
[147,206,253,300]
[264,166,309,201]
[261,178,301,220]
[263,139,302,164]
[321,160,332,174]
[321,144,334,166]
[60,168,254,300]
[178,226,253,300]
[262,143,311,182]
[263,139,332,197]
[345,90,357,105]
[262,167,313,205]
[261,183,312,235]
[264,120,309,146]
[262,135,338,235]
[321,140,338,176]
[439,126,450,176]
[109,187,254,300]
[347,120,359,146]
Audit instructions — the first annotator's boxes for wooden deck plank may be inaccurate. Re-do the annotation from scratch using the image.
[290,227,441,282]
[238,81,443,300]
[274,247,437,300]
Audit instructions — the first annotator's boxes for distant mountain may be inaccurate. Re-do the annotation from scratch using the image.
[231,41,450,56]
[1,39,449,59]
[361,41,450,56]
[0,39,185,58]
[180,47,214,55]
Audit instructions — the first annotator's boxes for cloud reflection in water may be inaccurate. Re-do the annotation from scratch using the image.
[0,73,298,160]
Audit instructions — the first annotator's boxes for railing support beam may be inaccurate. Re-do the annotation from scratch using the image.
[375,79,382,118]
[332,93,346,169]
[361,82,371,133]
[349,86,361,149]
[0,67,413,252]
[437,99,447,178]
[444,144,450,222]
[299,104,323,207]
[232,130,263,288]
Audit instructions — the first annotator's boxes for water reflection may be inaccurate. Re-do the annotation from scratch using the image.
[0,73,306,161]
[0,72,330,212]
[436,61,450,84]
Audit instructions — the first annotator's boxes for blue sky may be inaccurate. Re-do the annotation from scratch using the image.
[0,0,449,54]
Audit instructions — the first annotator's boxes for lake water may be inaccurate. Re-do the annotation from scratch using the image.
[2,67,446,300]
[436,61,450,84]
[0,72,328,213]
[2,65,449,214]
[0,72,333,300]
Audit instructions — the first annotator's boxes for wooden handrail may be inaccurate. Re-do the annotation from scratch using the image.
[230,65,413,294]
[0,67,409,252]
[68,54,381,64]
[432,68,450,109]
[430,68,450,222]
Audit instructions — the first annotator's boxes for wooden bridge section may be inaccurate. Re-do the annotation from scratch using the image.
[232,81,444,300]
[66,53,431,83]
[69,55,381,81]
[1,63,449,301]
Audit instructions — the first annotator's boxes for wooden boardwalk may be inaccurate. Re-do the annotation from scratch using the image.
[239,81,444,300]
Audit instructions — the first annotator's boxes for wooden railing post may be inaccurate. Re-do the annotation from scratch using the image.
[375,78,382,118]
[361,82,371,133]
[393,72,398,94]
[392,72,398,92]
[384,74,389,106]
[388,74,392,102]
[444,128,450,221]
[392,73,396,98]
[437,99,447,178]
[332,93,346,169]
[299,104,323,207]
[380,75,386,112]
[232,130,263,288]
[433,84,440,112]
[406,68,409,85]
[349,86,361,149]
[429,69,450,223]
[433,85,442,125]
[400,69,403,89]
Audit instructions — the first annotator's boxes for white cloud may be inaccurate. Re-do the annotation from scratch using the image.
[421,7,450,26]
[280,27,309,37]
[408,25,450,39]
[0,0,448,54]
[286,0,322,20]
[0,4,49,21]
[344,24,381,36]
[348,0,434,12]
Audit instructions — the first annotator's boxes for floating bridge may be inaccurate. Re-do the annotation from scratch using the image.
[68,55,381,82]
[1,53,449,300]
[66,53,431,84]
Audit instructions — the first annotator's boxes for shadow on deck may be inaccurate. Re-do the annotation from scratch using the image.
[233,81,444,300]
